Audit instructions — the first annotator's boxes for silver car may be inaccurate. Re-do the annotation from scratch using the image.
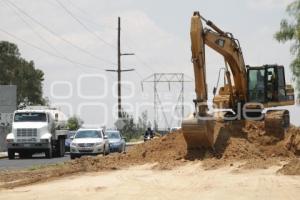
[106,130,126,153]
[70,128,110,159]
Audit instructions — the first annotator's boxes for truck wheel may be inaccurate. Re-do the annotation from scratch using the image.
[45,148,53,159]
[60,138,66,156]
[70,154,76,160]
[55,138,65,157]
[8,149,15,160]
[19,152,26,159]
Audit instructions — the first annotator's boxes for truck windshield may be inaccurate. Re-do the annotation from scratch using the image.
[75,130,102,139]
[14,112,47,122]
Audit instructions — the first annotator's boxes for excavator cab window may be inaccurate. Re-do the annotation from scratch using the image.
[247,65,287,103]
[277,67,287,101]
[248,68,265,102]
[266,67,277,101]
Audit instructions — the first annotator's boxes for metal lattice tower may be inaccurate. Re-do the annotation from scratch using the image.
[141,73,192,130]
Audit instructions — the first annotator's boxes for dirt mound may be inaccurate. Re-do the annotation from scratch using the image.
[1,122,300,188]
[277,159,300,175]
[285,126,300,155]
[223,121,296,159]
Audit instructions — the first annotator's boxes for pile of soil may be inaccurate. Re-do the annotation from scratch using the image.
[0,121,299,188]
[277,159,300,175]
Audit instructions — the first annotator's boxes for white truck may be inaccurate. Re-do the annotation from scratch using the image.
[6,106,68,159]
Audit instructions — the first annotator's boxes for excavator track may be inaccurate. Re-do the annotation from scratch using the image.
[264,110,290,139]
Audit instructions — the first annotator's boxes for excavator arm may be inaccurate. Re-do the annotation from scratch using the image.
[182,12,248,149]
[190,12,208,115]
[191,11,247,113]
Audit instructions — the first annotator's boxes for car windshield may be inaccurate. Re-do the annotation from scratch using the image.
[14,112,47,122]
[75,130,102,139]
[106,131,121,139]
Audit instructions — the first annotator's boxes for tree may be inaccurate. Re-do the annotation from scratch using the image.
[0,41,45,105]
[275,1,300,97]
[67,116,83,131]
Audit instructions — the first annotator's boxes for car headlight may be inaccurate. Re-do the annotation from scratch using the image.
[40,139,50,143]
[95,142,103,146]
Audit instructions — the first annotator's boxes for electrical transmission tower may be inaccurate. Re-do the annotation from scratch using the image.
[141,73,192,130]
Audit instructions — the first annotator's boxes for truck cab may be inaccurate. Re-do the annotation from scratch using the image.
[6,107,68,159]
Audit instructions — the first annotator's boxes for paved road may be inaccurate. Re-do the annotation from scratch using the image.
[0,144,136,171]
[0,153,70,171]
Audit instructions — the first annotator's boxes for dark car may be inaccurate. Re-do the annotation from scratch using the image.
[65,131,76,152]
[106,130,126,153]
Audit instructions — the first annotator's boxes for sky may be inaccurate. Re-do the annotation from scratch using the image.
[0,0,299,128]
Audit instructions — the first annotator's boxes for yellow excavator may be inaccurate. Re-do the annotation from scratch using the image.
[181,12,295,150]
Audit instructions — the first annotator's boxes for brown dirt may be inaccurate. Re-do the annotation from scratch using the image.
[277,158,300,175]
[0,121,299,188]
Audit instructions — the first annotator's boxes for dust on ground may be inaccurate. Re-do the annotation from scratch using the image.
[0,121,299,188]
[277,158,300,175]
[1,164,299,200]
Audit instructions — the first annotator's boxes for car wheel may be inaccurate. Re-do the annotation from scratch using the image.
[107,146,110,155]
[70,154,76,160]
[103,145,107,156]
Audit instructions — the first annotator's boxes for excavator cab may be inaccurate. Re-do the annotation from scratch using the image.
[247,65,294,105]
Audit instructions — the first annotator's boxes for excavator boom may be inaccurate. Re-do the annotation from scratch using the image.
[182,12,248,149]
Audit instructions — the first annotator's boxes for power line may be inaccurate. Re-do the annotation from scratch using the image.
[0,27,128,85]
[5,0,116,65]
[1,1,139,90]
[0,27,106,71]
[3,1,67,61]
[64,0,116,31]
[122,33,158,74]
[54,0,117,49]
[51,0,153,80]
[141,73,191,130]
[50,1,156,78]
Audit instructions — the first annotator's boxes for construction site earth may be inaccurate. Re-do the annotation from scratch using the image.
[0,121,299,200]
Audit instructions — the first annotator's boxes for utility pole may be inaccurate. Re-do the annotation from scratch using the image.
[117,16,122,119]
[106,17,134,118]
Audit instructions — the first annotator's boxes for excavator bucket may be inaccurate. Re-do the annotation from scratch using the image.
[181,115,227,149]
